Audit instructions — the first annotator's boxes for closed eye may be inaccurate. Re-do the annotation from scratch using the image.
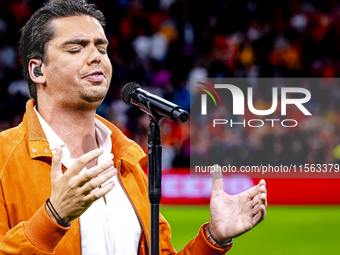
[67,46,82,54]
[98,49,107,54]
[68,50,81,54]
[97,46,107,54]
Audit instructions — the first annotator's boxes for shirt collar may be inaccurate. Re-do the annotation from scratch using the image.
[33,106,112,159]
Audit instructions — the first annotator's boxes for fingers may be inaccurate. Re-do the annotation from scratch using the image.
[252,195,266,213]
[49,148,117,223]
[81,166,116,194]
[259,179,267,196]
[51,146,63,181]
[260,187,267,208]
[66,148,104,177]
[258,179,267,208]
[247,179,266,199]
[251,185,267,207]
[246,183,259,198]
[75,160,114,187]
[252,204,266,225]
[211,164,223,195]
[259,179,266,187]
[251,179,267,225]
[84,181,115,202]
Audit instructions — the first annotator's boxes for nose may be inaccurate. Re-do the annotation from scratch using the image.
[87,46,101,65]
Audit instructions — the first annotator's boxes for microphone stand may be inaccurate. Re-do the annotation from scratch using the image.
[121,82,189,254]
[148,115,162,255]
[138,96,188,255]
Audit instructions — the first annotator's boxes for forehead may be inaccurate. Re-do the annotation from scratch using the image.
[51,15,106,43]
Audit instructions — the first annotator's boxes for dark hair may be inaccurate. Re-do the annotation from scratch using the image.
[19,0,106,102]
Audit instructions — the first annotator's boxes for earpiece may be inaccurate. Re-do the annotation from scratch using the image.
[34,66,43,77]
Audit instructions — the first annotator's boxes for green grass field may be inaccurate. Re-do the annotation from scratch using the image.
[160,205,340,255]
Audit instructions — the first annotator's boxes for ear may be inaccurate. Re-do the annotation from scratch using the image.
[29,59,46,85]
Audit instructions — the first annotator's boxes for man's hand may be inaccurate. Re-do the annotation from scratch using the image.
[209,173,267,243]
[46,146,116,225]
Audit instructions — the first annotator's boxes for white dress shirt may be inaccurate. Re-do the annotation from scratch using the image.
[34,107,142,255]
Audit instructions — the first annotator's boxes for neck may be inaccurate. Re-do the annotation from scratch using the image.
[37,100,99,159]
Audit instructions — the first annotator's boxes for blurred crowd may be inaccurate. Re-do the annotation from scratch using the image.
[1,0,340,169]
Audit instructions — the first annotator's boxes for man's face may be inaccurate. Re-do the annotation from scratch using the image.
[41,15,112,109]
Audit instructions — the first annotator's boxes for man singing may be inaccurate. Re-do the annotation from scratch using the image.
[0,0,267,254]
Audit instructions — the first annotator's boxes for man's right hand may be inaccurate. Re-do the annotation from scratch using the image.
[46,146,116,225]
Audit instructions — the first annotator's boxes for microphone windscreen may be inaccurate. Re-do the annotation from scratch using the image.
[121,82,141,105]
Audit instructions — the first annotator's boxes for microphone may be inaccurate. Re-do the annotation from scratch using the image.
[121,82,189,123]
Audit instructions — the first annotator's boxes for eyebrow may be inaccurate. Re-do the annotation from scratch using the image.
[61,38,109,46]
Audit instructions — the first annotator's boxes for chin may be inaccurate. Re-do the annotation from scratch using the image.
[84,87,108,100]
[72,98,104,112]
[82,94,106,104]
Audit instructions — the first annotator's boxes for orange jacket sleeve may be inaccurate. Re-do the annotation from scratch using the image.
[0,181,70,255]
[159,212,232,255]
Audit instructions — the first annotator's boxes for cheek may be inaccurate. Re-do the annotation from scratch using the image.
[46,62,80,91]
[54,62,81,81]
[103,57,112,76]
